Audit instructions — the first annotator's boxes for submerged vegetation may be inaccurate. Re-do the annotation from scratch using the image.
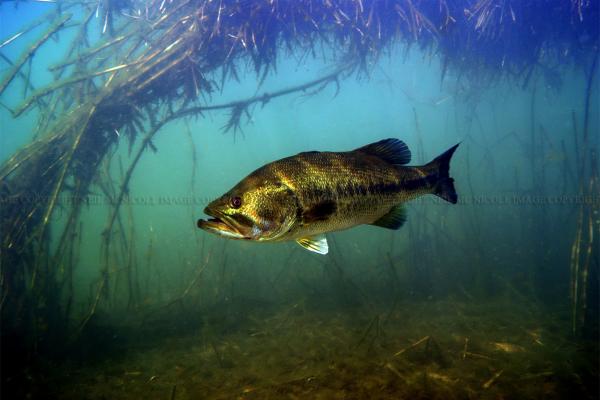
[0,0,598,398]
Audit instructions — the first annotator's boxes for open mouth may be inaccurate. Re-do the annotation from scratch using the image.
[196,214,246,239]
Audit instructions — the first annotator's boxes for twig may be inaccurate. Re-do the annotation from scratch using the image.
[385,363,408,383]
[172,251,212,303]
[103,118,169,240]
[14,60,143,117]
[464,351,495,361]
[355,315,379,348]
[0,7,59,49]
[394,335,430,356]
[0,13,72,96]
[72,277,106,339]
[49,33,130,72]
[579,152,597,329]
[582,49,598,146]
[171,62,355,131]
[210,342,224,368]
[482,369,503,389]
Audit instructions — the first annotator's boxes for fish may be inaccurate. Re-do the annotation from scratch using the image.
[197,138,459,255]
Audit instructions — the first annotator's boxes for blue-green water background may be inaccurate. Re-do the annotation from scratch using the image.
[1,1,597,310]
[0,2,598,398]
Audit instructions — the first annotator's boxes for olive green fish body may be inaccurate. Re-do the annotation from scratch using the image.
[267,151,429,240]
[197,139,459,254]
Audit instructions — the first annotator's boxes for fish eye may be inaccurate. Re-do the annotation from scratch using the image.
[230,196,242,209]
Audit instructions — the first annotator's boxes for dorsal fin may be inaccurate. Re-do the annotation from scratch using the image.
[355,138,411,165]
[371,204,407,230]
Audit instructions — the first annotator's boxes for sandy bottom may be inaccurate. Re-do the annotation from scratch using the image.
[36,298,597,399]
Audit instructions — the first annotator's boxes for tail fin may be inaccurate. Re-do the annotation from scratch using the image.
[426,143,459,204]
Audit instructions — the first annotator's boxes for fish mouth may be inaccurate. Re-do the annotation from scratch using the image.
[197,209,246,239]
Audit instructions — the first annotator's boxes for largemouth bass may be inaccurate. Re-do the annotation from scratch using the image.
[197,138,459,254]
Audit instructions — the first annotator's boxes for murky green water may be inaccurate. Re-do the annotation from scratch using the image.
[0,1,598,399]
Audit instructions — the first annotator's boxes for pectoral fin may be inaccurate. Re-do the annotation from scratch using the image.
[371,205,407,230]
[296,235,329,255]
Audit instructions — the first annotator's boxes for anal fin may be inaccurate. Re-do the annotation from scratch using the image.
[296,235,329,255]
[371,205,407,230]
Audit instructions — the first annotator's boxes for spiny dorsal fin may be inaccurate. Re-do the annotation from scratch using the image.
[296,235,329,255]
[355,138,411,165]
[371,205,407,230]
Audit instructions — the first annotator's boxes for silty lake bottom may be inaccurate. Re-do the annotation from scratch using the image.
[0,1,598,399]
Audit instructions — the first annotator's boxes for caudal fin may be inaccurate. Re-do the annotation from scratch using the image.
[426,143,459,204]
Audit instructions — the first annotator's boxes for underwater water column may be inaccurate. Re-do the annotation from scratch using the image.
[0,1,598,399]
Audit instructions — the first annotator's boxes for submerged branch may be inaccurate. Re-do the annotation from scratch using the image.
[0,13,73,96]
[0,7,61,49]
[102,118,170,242]
[39,106,94,230]
[172,62,353,131]
[49,33,130,72]
[14,60,143,117]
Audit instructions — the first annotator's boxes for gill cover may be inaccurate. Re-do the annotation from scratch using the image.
[199,174,299,241]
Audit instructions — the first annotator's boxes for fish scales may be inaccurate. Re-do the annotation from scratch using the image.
[268,151,419,237]
[197,138,459,254]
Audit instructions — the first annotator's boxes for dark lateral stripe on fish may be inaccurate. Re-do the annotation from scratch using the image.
[402,175,438,191]
[330,181,402,198]
[367,182,401,196]
[334,182,371,198]
[303,200,337,222]
[343,183,367,196]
